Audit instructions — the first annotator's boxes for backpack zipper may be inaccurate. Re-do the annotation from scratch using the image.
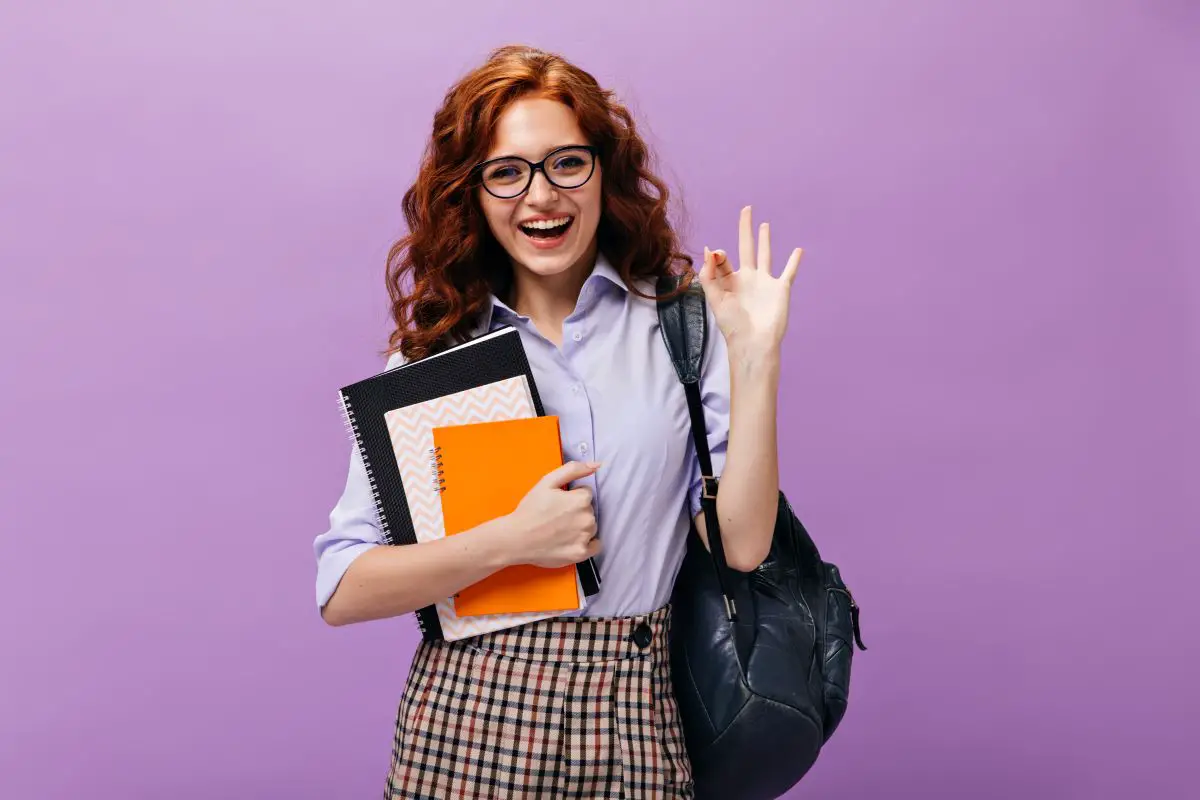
[829,586,867,651]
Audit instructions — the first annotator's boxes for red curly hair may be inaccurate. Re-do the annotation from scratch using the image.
[383,44,695,362]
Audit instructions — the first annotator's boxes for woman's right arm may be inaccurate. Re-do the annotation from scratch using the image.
[315,440,601,627]
[320,513,523,627]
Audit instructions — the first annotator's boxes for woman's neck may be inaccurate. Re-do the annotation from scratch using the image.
[507,247,598,343]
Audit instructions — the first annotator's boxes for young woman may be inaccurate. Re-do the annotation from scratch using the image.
[314,44,802,799]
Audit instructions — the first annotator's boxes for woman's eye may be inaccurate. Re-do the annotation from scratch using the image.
[487,166,520,181]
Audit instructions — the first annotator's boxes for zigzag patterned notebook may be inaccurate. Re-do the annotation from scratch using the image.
[337,325,601,641]
[383,377,586,639]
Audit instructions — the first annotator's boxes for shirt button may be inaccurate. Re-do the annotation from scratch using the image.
[571,384,581,394]
[572,331,583,342]
[578,442,589,454]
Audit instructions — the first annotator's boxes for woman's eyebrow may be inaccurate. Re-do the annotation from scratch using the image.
[484,143,588,161]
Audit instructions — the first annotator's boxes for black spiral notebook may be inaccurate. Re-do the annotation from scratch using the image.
[337,325,602,641]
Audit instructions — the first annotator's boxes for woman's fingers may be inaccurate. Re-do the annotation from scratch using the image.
[739,205,756,271]
[721,205,800,283]
[698,247,724,301]
[781,247,804,286]
[712,249,733,278]
[758,222,771,274]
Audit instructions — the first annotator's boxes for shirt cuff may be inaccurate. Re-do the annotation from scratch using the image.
[315,539,378,610]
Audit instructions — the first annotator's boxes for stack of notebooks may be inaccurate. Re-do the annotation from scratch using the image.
[337,326,601,641]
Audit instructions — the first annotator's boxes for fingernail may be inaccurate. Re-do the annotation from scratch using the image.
[588,461,602,469]
[703,246,711,261]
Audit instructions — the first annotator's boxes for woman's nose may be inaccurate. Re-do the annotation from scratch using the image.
[524,170,558,205]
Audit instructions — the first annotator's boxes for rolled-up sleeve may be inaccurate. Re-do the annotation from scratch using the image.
[314,443,384,609]
[314,351,405,609]
[687,304,731,519]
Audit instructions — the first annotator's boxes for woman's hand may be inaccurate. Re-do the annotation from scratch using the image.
[502,460,602,569]
[699,205,803,355]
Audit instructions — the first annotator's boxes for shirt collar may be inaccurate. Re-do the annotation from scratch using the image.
[588,251,628,293]
[473,251,626,336]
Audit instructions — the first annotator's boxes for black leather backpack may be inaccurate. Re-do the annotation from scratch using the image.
[656,274,866,800]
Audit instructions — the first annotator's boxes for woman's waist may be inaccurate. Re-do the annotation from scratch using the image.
[455,603,672,664]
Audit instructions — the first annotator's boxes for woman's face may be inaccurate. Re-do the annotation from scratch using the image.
[476,96,602,283]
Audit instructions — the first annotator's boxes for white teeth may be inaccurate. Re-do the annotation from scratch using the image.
[520,216,572,231]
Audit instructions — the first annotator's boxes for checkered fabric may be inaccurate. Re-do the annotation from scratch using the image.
[385,604,694,799]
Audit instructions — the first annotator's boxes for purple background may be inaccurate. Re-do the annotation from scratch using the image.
[2,2,1196,798]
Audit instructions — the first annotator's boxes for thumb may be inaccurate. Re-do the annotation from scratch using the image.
[540,459,602,489]
[698,247,715,285]
[698,247,725,302]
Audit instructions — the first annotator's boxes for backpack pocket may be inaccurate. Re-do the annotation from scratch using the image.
[820,562,864,741]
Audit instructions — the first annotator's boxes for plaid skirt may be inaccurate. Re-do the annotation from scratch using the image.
[385,604,694,799]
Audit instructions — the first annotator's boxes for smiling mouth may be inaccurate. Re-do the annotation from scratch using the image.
[518,216,574,239]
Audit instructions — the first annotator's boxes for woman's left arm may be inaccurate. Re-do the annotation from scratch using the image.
[693,205,803,572]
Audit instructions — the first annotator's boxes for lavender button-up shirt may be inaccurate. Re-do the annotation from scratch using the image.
[314,253,731,618]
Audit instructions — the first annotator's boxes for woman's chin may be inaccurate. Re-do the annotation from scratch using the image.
[513,242,589,277]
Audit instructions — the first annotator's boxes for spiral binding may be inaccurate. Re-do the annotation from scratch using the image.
[429,446,447,493]
[336,390,437,641]
[336,391,395,545]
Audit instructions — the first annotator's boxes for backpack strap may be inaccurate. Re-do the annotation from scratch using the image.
[655,274,738,621]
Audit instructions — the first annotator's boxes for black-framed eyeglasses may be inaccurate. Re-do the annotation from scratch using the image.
[473,145,599,199]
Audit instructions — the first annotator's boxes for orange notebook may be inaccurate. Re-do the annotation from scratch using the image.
[432,416,582,617]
